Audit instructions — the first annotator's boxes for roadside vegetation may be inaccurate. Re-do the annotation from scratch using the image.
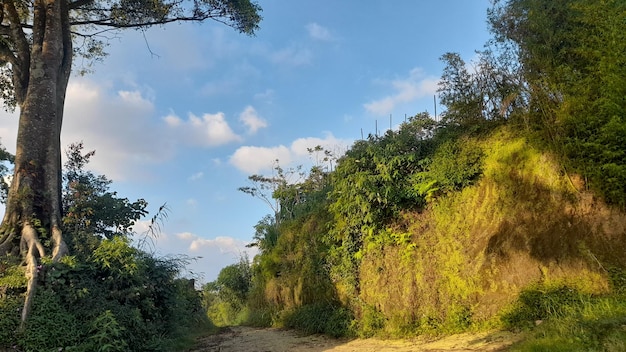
[0,143,212,351]
[1,0,623,350]
[203,0,626,349]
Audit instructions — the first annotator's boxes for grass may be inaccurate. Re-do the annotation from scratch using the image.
[506,288,626,351]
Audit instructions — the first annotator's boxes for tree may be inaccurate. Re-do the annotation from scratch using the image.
[62,142,148,257]
[438,50,526,126]
[0,0,261,325]
[0,142,14,203]
[238,161,306,224]
[488,0,626,206]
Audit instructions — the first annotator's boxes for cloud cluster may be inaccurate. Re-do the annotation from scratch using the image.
[130,221,258,282]
[364,68,439,116]
[61,80,173,181]
[269,45,312,66]
[239,106,268,134]
[306,23,335,41]
[174,231,259,281]
[164,112,243,147]
[229,133,351,174]
[0,77,275,182]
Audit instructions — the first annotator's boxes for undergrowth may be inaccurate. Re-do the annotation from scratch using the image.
[505,284,626,351]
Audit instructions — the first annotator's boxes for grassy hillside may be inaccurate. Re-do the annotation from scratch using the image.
[204,1,626,348]
[357,127,626,336]
[206,122,626,343]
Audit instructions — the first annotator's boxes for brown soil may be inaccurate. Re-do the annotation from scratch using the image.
[190,326,522,352]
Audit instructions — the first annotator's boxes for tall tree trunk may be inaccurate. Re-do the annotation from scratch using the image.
[0,0,72,327]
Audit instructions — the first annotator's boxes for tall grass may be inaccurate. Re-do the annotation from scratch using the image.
[505,285,626,351]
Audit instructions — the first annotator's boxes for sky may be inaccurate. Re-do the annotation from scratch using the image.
[0,0,492,283]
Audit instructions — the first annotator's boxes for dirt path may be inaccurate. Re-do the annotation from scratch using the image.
[191,326,521,351]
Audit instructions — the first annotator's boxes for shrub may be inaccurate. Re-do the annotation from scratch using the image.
[0,296,21,347]
[284,303,353,337]
[502,285,587,329]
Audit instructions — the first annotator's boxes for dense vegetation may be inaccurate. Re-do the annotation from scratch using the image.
[0,144,210,351]
[1,0,623,350]
[204,0,626,349]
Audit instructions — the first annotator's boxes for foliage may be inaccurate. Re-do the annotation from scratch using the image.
[506,290,626,351]
[329,113,437,245]
[0,296,21,346]
[86,310,128,352]
[326,114,438,297]
[410,138,484,201]
[6,238,208,351]
[250,215,279,252]
[0,142,14,203]
[0,148,207,350]
[224,0,626,342]
[489,0,626,207]
[502,285,589,330]
[18,288,83,351]
[63,142,148,258]
[438,49,526,126]
[283,302,353,337]
[356,305,386,338]
[203,256,253,326]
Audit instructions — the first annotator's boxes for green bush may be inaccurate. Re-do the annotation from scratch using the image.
[85,310,128,352]
[19,289,83,352]
[0,296,21,347]
[356,305,386,338]
[284,303,353,337]
[2,237,208,351]
[502,285,585,329]
[509,295,626,351]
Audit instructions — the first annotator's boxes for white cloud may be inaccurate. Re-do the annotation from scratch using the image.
[176,232,195,240]
[229,145,292,174]
[188,172,204,181]
[290,134,345,157]
[229,132,351,174]
[186,198,198,208]
[165,111,242,147]
[364,68,439,116]
[306,23,334,41]
[172,232,259,282]
[253,89,275,103]
[239,106,267,134]
[270,45,312,66]
[164,113,182,127]
[60,79,175,181]
[176,232,258,259]
[129,227,260,283]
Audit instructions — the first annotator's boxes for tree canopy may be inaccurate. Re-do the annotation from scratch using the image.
[0,0,261,110]
[0,0,262,327]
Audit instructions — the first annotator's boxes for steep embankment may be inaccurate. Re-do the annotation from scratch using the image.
[356,128,626,334]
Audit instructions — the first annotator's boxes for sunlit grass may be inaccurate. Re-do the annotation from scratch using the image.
[509,291,626,351]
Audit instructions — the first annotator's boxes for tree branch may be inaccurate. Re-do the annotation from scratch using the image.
[69,0,95,10]
[0,42,17,66]
[69,14,229,28]
[3,0,30,104]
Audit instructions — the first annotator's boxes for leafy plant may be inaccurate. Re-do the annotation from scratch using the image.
[86,310,128,352]
[284,303,353,337]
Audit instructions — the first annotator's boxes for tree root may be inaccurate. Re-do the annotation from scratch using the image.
[51,224,68,260]
[19,223,45,331]
[0,230,17,255]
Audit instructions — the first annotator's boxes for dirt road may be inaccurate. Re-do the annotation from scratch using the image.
[191,326,520,351]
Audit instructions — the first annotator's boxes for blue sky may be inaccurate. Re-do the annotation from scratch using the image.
[0,0,492,282]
